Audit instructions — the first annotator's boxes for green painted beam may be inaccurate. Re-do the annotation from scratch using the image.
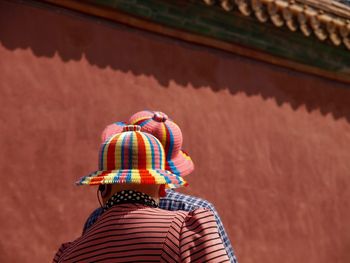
[89,0,350,75]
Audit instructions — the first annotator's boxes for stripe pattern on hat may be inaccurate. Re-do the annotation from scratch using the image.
[129,110,194,177]
[76,127,187,188]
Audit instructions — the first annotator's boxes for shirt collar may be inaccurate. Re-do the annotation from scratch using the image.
[103,190,158,211]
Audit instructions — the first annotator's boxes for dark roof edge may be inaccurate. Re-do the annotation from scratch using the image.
[209,0,350,50]
[38,0,350,84]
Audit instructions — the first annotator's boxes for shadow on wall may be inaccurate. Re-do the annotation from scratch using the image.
[1,0,350,122]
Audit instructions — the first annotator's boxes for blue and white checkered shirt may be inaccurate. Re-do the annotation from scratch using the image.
[83,189,238,263]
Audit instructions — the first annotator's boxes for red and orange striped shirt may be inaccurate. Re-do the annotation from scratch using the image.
[53,203,229,262]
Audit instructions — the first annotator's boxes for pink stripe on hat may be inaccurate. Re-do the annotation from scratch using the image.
[101,122,126,142]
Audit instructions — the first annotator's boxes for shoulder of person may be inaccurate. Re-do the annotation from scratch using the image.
[171,207,215,227]
[165,190,216,209]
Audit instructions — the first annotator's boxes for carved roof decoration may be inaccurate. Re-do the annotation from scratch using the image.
[37,0,350,83]
[202,0,350,50]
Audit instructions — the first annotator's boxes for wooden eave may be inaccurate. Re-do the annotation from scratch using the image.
[36,0,350,84]
[211,0,350,50]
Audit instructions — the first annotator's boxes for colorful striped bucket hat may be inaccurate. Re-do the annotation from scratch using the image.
[76,125,187,188]
[129,110,194,177]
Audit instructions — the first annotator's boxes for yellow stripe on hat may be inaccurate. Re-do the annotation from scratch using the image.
[131,117,148,125]
[132,170,141,184]
[149,170,165,184]
[160,123,167,147]
[141,132,153,169]
[114,133,126,170]
[181,151,192,161]
[83,177,91,184]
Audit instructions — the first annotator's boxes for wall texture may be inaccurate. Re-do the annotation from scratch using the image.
[1,1,350,263]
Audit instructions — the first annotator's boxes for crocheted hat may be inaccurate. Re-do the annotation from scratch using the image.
[101,121,126,142]
[76,125,187,188]
[129,110,194,177]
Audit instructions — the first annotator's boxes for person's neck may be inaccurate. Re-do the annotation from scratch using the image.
[103,189,159,211]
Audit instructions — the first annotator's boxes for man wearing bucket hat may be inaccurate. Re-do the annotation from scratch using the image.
[53,125,230,262]
[82,111,238,263]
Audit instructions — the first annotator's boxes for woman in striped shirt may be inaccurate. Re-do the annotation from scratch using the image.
[53,125,229,262]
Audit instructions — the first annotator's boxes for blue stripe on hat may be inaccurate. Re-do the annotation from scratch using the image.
[167,160,180,176]
[128,132,134,169]
[113,170,123,183]
[120,133,128,169]
[162,172,172,184]
[126,170,132,183]
[114,121,125,126]
[164,122,180,175]
[98,147,104,170]
[164,122,174,160]
[138,118,152,127]
[174,174,183,185]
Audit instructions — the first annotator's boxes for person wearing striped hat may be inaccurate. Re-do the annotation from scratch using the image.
[53,125,230,262]
[82,111,238,263]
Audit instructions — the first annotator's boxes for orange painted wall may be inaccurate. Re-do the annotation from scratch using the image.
[1,1,350,263]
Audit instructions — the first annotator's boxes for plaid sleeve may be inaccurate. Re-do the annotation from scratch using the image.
[160,190,238,263]
[82,207,104,235]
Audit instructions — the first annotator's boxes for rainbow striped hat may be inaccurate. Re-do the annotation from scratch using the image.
[76,125,187,188]
[129,110,194,177]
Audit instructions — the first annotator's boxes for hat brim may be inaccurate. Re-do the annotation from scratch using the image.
[76,169,187,188]
[166,150,194,177]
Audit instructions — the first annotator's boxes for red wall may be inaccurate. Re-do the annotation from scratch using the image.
[1,1,350,262]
